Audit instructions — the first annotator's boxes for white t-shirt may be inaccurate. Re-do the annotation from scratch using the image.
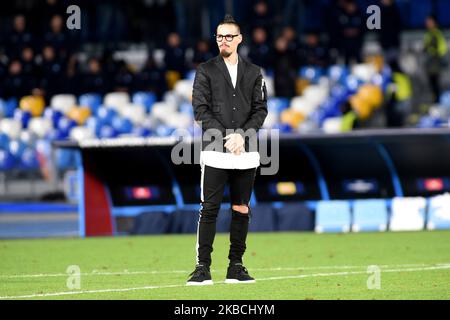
[200,57,260,170]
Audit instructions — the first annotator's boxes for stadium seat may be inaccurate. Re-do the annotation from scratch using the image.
[274,202,314,231]
[28,117,53,138]
[43,108,64,128]
[18,148,39,170]
[427,194,450,230]
[67,106,91,125]
[69,126,95,142]
[104,92,130,113]
[290,96,318,117]
[0,98,17,118]
[0,118,22,139]
[322,117,343,133]
[352,199,388,232]
[111,116,133,134]
[0,150,15,171]
[79,93,102,114]
[132,91,157,113]
[315,200,351,233]
[390,197,426,231]
[13,109,32,128]
[299,66,323,83]
[50,94,77,114]
[328,65,349,84]
[19,95,45,117]
[119,104,146,125]
[174,79,194,101]
[96,106,118,125]
[0,132,10,149]
[303,85,329,107]
[352,63,377,82]
[268,97,290,113]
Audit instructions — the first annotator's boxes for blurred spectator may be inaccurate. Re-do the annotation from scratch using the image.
[96,0,127,48]
[282,0,306,37]
[63,54,82,95]
[423,15,448,103]
[134,54,167,99]
[164,32,187,76]
[378,0,402,66]
[113,60,135,92]
[300,31,329,67]
[280,26,301,66]
[20,46,39,78]
[43,15,70,59]
[329,0,365,65]
[273,36,297,98]
[385,61,412,127]
[248,27,273,71]
[38,45,65,100]
[7,15,34,58]
[248,0,274,38]
[3,60,34,99]
[82,57,110,94]
[192,39,215,68]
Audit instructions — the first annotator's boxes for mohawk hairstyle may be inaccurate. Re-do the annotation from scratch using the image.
[218,14,241,33]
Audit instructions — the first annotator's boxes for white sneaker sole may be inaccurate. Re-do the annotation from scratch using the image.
[224,279,256,284]
[186,280,214,286]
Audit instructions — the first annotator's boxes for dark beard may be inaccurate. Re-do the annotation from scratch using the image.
[220,49,231,58]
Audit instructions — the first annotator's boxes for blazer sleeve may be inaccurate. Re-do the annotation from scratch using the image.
[242,70,268,133]
[192,64,226,134]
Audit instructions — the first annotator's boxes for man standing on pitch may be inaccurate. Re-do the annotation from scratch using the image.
[187,15,268,285]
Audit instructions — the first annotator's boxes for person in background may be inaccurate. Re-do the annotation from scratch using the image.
[192,39,215,68]
[423,15,448,103]
[273,36,297,98]
[43,15,70,59]
[3,60,34,99]
[134,54,167,99]
[82,57,110,94]
[248,27,273,72]
[385,61,412,127]
[164,32,187,77]
[378,0,402,67]
[7,15,34,58]
[300,31,329,68]
[38,45,65,100]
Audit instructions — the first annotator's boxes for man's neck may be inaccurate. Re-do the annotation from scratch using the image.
[223,52,238,65]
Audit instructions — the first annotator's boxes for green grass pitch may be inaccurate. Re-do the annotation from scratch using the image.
[1,230,449,300]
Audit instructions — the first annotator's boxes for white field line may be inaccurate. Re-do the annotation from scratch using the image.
[0,264,449,300]
[1,263,449,279]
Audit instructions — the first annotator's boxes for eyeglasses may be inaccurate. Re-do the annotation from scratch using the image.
[215,34,240,42]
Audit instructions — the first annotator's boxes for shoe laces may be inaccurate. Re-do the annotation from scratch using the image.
[232,263,249,275]
[189,265,208,277]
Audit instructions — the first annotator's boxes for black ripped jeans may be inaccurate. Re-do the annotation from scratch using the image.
[196,165,256,267]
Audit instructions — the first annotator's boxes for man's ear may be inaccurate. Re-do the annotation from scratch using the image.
[238,34,243,45]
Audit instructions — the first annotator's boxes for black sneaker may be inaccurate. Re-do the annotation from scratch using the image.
[186,265,213,286]
[225,263,255,284]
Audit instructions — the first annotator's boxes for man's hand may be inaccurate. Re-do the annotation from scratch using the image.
[224,133,245,155]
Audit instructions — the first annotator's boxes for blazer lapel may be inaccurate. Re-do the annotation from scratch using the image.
[214,55,234,89]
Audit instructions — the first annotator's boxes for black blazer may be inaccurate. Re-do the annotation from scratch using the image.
[192,54,268,152]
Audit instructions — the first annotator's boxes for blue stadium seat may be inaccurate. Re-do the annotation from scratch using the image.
[352,199,388,232]
[132,91,157,113]
[79,93,102,114]
[427,195,450,230]
[0,98,17,118]
[268,97,290,113]
[299,66,323,83]
[315,200,351,233]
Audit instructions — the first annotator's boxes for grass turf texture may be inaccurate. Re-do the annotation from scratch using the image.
[0,230,449,300]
